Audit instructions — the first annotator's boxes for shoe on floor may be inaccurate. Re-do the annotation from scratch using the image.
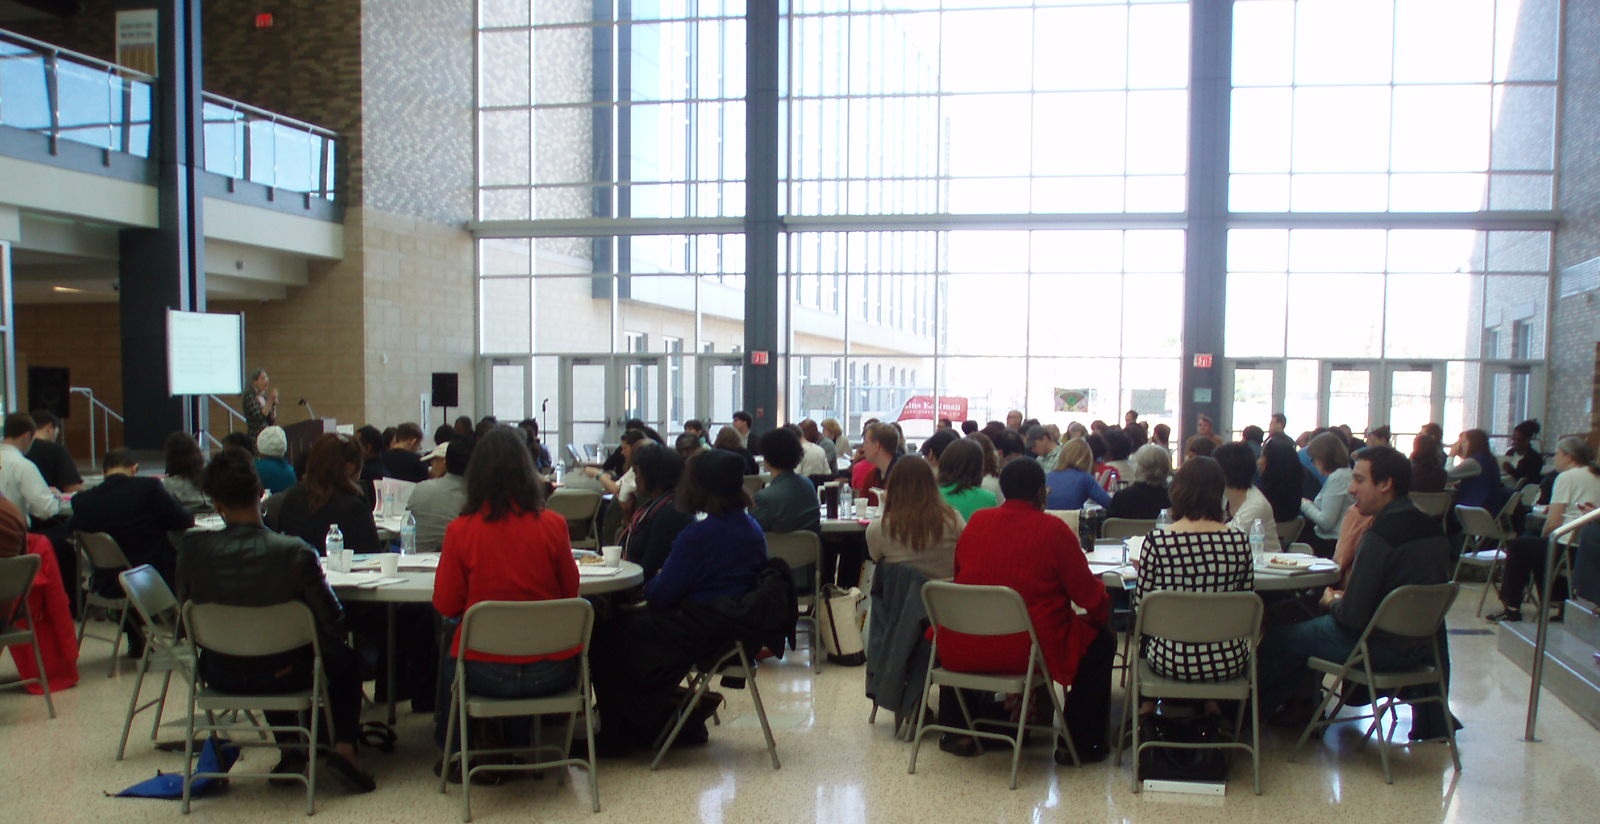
[938,734,980,758]
[268,752,308,787]
[324,752,376,794]
[1486,609,1523,623]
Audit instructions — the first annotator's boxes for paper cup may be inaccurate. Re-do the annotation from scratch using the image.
[854,498,869,519]
[340,549,355,573]
[325,552,343,573]
[378,554,399,577]
[602,545,623,567]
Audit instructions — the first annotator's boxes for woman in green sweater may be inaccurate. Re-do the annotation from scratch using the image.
[937,438,998,521]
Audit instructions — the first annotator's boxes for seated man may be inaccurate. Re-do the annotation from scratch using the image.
[406,436,475,553]
[934,459,1114,764]
[751,428,821,535]
[26,410,83,494]
[70,448,194,585]
[1258,446,1456,735]
[177,447,376,793]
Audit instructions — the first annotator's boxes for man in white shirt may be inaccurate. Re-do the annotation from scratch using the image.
[0,412,69,527]
[793,424,832,479]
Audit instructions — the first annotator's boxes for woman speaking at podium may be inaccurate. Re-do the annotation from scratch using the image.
[244,367,279,438]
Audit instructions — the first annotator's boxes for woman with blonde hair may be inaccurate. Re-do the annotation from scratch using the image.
[866,456,964,580]
[1045,438,1111,511]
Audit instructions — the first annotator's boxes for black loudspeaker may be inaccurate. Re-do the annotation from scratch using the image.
[28,367,71,419]
[431,372,459,408]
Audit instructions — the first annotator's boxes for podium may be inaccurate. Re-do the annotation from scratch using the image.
[284,418,337,464]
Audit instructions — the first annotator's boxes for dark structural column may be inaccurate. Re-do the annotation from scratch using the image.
[118,0,206,449]
[1179,0,1231,444]
[742,1,780,437]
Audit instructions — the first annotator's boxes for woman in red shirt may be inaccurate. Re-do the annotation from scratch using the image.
[934,458,1114,764]
[432,427,580,757]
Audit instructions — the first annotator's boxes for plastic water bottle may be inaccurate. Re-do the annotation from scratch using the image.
[382,488,396,518]
[1249,518,1266,565]
[400,512,417,556]
[325,524,344,557]
[1156,508,1172,530]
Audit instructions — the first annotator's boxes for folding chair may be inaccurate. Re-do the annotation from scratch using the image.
[438,599,598,820]
[1102,518,1157,540]
[1112,591,1263,794]
[181,601,333,815]
[1275,517,1305,548]
[651,640,780,771]
[766,531,823,673]
[1410,491,1453,524]
[909,582,1078,790]
[1289,583,1462,784]
[117,565,201,759]
[1454,505,1511,617]
[74,530,132,676]
[743,474,770,498]
[1099,571,1136,689]
[0,554,55,719]
[546,490,603,550]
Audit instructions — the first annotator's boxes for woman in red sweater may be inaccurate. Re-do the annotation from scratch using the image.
[432,427,580,757]
[934,458,1114,764]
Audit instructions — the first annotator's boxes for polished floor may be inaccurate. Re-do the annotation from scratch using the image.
[1,594,1594,823]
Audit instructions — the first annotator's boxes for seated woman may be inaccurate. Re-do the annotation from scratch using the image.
[254,426,298,495]
[935,459,1113,764]
[1298,432,1353,558]
[431,428,581,758]
[1107,443,1172,520]
[589,449,768,755]
[1101,430,1135,491]
[163,431,211,514]
[620,443,695,582]
[1410,433,1447,494]
[1450,428,1506,513]
[1215,442,1279,552]
[1489,437,1600,623]
[1502,419,1545,490]
[713,425,760,476]
[751,428,822,534]
[965,432,1005,503]
[1132,456,1254,717]
[584,429,649,511]
[1044,438,1112,512]
[1258,437,1304,522]
[177,448,375,792]
[268,434,381,553]
[866,456,963,581]
[937,439,998,521]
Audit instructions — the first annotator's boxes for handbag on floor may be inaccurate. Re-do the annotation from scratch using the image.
[817,584,866,666]
[1136,713,1229,782]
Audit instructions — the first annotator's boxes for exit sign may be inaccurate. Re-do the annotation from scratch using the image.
[750,350,769,366]
[1193,353,1213,368]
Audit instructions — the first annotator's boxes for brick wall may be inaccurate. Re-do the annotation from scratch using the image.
[14,303,123,461]
[1549,0,1600,440]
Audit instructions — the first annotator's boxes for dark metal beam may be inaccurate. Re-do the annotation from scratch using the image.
[1179,0,1231,446]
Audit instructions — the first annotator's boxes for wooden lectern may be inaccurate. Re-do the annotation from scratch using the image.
[284,418,337,465]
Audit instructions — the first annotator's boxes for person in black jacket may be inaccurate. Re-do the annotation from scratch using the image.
[355,425,388,504]
[380,422,430,483]
[70,448,193,586]
[177,447,375,792]
[268,434,381,553]
[619,443,693,581]
[1106,443,1172,520]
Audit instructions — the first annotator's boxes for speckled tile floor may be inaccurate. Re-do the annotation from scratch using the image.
[2,593,1595,823]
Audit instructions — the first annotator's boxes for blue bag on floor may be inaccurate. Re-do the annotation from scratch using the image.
[112,737,240,800]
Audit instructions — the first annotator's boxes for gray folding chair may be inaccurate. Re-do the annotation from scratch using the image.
[1410,491,1453,523]
[1102,518,1157,540]
[1112,591,1263,794]
[116,565,199,759]
[439,599,598,820]
[765,531,823,673]
[1289,582,1462,784]
[546,490,603,550]
[181,601,333,815]
[1454,505,1511,616]
[0,554,55,719]
[652,640,780,771]
[1519,483,1541,509]
[909,582,1078,790]
[742,474,770,498]
[74,530,132,676]
[1275,517,1305,547]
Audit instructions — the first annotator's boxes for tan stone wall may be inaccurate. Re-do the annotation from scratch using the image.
[14,303,124,461]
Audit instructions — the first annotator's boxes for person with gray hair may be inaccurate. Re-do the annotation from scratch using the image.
[1489,435,1600,623]
[1107,443,1173,520]
[254,425,297,494]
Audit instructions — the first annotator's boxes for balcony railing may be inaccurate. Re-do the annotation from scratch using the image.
[0,28,338,201]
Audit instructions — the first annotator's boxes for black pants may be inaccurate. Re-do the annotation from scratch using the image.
[589,607,713,745]
[936,628,1115,754]
[821,533,867,589]
[1501,536,1572,609]
[200,641,363,748]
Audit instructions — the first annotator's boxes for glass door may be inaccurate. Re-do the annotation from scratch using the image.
[617,354,668,436]
[1480,363,1543,445]
[483,357,531,423]
[1221,360,1285,439]
[1318,362,1379,437]
[559,356,613,466]
[1384,363,1446,453]
[696,355,743,433]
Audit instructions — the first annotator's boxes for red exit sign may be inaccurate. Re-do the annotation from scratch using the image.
[750,350,769,366]
[1193,353,1213,368]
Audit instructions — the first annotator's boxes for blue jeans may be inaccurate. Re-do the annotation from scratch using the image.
[1257,615,1429,714]
[434,656,581,750]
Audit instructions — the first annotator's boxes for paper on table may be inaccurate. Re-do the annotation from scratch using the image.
[399,554,440,569]
[358,576,408,589]
[577,566,624,578]
[324,570,383,587]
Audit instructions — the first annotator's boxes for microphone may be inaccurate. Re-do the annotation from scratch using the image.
[541,398,549,412]
[299,399,317,419]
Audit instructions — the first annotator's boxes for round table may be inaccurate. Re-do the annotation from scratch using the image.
[1086,540,1340,592]
[332,556,644,725]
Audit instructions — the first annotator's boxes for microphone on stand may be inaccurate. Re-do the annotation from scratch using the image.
[299,398,317,420]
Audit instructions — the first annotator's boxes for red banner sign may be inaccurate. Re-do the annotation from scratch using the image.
[895,395,969,423]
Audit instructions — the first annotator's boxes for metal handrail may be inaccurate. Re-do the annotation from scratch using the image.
[200,92,337,139]
[69,386,124,472]
[0,29,151,80]
[206,394,247,434]
[1524,503,1600,740]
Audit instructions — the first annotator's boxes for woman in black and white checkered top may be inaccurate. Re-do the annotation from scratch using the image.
[1132,457,1254,685]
